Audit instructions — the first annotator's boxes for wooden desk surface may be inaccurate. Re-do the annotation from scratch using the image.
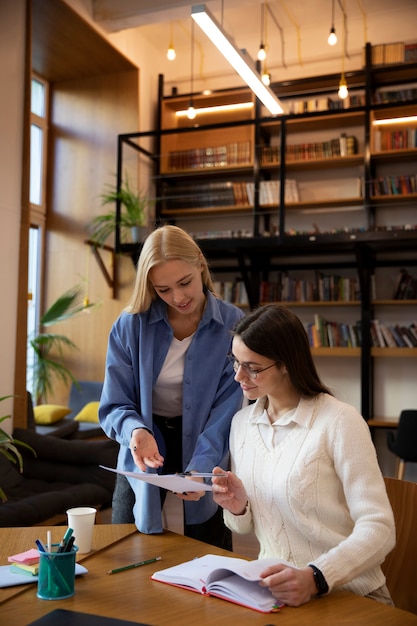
[367,417,398,428]
[1,525,417,626]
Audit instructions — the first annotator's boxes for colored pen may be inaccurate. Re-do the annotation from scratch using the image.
[64,536,75,553]
[57,527,73,553]
[107,556,162,575]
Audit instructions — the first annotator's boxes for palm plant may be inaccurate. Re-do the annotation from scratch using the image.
[88,174,153,246]
[0,396,36,502]
[30,284,94,404]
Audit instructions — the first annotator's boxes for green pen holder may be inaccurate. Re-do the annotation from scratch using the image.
[37,543,78,600]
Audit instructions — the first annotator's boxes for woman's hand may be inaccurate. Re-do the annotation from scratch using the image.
[259,564,318,607]
[211,467,248,515]
[175,474,205,502]
[130,428,164,472]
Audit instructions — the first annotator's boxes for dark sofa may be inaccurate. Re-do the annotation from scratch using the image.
[0,426,118,527]
[33,381,104,439]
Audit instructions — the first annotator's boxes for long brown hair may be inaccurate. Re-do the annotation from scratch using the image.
[125,225,215,313]
[233,304,331,397]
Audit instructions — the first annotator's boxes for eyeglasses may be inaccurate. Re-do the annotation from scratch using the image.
[228,355,278,379]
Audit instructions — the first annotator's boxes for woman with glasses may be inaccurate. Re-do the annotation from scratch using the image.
[99,225,244,549]
[212,304,395,606]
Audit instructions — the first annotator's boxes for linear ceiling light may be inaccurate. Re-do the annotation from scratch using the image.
[373,115,417,126]
[191,4,284,115]
[176,102,254,117]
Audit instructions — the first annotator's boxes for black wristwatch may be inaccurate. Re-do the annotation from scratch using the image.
[308,564,329,596]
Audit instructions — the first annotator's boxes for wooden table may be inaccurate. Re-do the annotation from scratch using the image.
[367,417,398,428]
[1,525,416,626]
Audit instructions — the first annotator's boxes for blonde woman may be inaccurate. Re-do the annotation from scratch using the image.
[99,225,244,548]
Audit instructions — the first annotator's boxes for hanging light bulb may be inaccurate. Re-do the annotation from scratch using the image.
[338,75,348,99]
[257,44,266,61]
[262,72,271,86]
[257,2,267,61]
[261,62,271,86]
[167,22,176,60]
[187,20,196,120]
[187,102,196,119]
[328,27,337,46]
[167,45,176,61]
[328,0,337,45]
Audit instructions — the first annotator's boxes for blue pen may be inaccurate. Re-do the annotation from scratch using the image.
[35,539,46,553]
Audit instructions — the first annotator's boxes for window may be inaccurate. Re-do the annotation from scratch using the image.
[27,75,49,394]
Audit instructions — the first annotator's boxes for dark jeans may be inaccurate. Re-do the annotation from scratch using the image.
[111,414,232,551]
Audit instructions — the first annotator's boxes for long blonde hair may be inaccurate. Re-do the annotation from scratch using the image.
[125,225,215,313]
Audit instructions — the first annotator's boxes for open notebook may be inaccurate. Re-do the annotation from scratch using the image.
[151,553,292,613]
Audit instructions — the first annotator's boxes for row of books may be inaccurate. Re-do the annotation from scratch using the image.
[286,93,365,115]
[164,179,300,210]
[247,180,299,205]
[392,268,417,300]
[373,128,417,152]
[167,141,251,171]
[367,42,417,66]
[260,272,360,304]
[369,175,417,197]
[213,280,249,306]
[260,135,358,166]
[373,87,417,104]
[190,230,253,240]
[371,320,417,348]
[307,315,362,348]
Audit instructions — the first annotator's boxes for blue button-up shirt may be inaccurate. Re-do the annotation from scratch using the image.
[99,291,244,533]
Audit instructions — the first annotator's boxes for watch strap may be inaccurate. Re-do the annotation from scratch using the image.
[308,564,329,596]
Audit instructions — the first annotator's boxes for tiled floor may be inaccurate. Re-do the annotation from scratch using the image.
[97,491,259,559]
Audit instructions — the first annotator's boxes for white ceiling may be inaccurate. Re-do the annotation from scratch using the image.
[89,1,417,90]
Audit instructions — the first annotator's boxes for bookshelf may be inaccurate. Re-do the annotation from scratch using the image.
[115,44,417,420]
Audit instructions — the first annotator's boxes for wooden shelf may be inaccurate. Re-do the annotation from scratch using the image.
[311,347,361,357]
[371,347,417,357]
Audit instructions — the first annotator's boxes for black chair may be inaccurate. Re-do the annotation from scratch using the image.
[387,410,417,479]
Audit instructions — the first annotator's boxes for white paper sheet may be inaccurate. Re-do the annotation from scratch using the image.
[99,466,213,492]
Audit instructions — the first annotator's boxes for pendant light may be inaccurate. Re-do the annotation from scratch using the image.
[167,22,176,61]
[187,19,196,120]
[328,0,337,45]
[257,1,267,61]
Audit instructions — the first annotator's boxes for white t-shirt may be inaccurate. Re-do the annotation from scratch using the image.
[152,334,193,416]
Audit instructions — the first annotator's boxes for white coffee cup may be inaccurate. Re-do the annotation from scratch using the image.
[66,506,97,554]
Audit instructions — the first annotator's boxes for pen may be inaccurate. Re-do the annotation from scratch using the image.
[64,536,75,553]
[57,527,73,553]
[107,556,162,575]
[179,472,227,478]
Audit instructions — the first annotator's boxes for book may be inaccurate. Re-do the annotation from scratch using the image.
[26,609,151,626]
[151,553,290,613]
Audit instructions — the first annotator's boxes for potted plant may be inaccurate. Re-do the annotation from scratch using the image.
[29,284,94,405]
[0,396,36,503]
[88,174,154,247]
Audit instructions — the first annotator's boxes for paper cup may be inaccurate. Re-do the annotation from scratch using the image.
[66,507,97,554]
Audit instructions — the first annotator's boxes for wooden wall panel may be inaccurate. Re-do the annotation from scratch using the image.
[44,69,139,405]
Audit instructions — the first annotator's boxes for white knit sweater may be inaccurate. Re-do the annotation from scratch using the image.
[223,393,395,597]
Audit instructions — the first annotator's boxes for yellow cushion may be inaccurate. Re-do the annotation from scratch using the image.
[33,404,72,425]
[73,401,100,423]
